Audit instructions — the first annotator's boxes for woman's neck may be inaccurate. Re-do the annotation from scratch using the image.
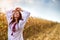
[15,18,18,23]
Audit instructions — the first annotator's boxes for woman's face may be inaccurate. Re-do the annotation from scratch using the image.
[13,11,20,18]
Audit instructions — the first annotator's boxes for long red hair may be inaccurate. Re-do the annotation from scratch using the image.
[9,10,23,24]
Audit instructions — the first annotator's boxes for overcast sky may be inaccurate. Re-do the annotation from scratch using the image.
[0,0,60,22]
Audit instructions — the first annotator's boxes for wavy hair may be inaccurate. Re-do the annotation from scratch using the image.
[9,10,23,25]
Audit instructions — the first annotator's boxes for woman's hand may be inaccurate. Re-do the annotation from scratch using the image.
[15,7,23,12]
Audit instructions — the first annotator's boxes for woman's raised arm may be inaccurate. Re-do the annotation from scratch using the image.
[19,10,30,29]
[14,7,30,29]
[5,10,13,24]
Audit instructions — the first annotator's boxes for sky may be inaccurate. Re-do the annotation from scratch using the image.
[0,0,60,22]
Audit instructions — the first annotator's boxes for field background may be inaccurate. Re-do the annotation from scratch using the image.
[0,12,60,40]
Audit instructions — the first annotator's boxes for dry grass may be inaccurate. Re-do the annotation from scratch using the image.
[0,13,60,40]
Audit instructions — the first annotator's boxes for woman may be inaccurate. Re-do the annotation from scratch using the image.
[6,7,30,40]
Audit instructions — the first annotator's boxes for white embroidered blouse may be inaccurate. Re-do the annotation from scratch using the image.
[6,10,30,40]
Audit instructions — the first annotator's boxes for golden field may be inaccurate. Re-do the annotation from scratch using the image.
[0,12,60,40]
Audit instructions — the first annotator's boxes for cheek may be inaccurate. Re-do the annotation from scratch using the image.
[17,14,20,17]
[14,14,17,17]
[15,14,20,17]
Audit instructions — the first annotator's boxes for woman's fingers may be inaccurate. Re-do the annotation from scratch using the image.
[15,7,22,11]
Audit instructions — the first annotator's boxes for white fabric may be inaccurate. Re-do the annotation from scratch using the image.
[6,10,30,40]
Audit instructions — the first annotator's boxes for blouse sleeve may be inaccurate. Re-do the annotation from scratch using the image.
[5,10,13,24]
[19,10,30,29]
[22,10,30,22]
